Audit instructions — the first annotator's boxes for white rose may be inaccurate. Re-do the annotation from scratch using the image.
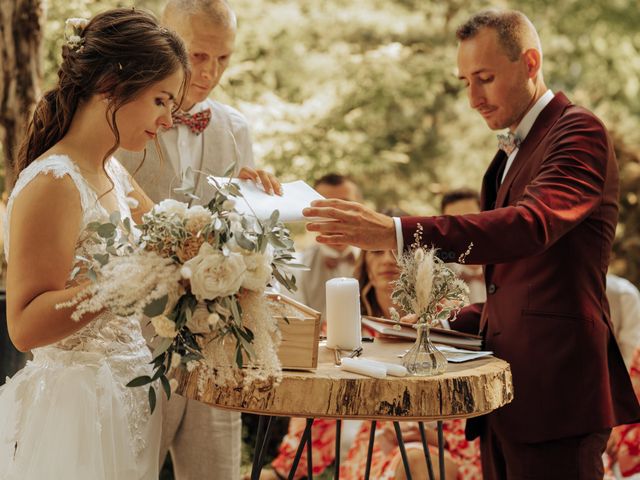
[155,199,188,218]
[187,303,211,334]
[169,378,179,393]
[241,248,274,291]
[151,315,178,338]
[184,243,246,300]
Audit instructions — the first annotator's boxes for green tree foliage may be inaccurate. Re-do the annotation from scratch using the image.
[41,0,640,282]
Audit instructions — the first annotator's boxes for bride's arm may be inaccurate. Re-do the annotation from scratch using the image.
[6,174,105,352]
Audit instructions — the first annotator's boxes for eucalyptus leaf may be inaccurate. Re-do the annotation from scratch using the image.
[160,375,172,401]
[126,375,154,387]
[223,161,237,177]
[143,295,169,318]
[148,386,157,414]
[87,269,97,282]
[152,337,173,359]
[235,346,244,369]
[97,223,116,238]
[94,253,109,266]
[109,211,121,225]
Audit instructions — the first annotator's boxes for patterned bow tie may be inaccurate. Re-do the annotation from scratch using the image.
[324,252,356,270]
[496,132,522,155]
[171,108,212,135]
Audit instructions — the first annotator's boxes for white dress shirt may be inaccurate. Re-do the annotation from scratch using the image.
[393,90,555,254]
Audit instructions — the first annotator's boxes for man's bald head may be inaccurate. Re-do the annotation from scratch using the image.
[456,9,542,62]
[163,0,237,32]
[162,0,237,109]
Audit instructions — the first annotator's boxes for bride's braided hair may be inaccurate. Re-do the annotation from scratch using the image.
[16,8,190,175]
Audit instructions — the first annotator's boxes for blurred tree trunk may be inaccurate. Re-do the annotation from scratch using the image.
[0,0,43,192]
[0,0,43,381]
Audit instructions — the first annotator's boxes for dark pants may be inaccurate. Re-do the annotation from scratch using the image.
[481,417,611,479]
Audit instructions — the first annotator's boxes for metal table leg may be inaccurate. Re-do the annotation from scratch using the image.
[364,421,377,480]
[418,422,436,480]
[287,418,314,480]
[251,415,274,480]
[437,420,445,480]
[307,420,313,479]
[393,422,412,480]
[334,419,342,479]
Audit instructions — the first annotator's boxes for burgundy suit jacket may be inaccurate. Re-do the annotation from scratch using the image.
[401,92,640,443]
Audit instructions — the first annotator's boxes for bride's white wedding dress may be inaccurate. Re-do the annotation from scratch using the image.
[0,155,161,479]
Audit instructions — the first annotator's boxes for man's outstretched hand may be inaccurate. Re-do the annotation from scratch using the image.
[303,199,397,250]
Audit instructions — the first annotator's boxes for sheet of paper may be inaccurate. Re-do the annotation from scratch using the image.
[208,177,324,222]
[433,345,494,363]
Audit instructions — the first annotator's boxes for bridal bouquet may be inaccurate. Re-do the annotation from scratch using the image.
[391,227,471,325]
[59,178,299,411]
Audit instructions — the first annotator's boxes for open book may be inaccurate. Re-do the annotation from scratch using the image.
[208,177,324,222]
[361,316,483,351]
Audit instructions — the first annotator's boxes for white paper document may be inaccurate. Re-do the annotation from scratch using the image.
[433,345,494,363]
[208,177,324,222]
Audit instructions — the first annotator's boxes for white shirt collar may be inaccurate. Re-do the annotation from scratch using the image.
[513,89,554,141]
[186,99,209,115]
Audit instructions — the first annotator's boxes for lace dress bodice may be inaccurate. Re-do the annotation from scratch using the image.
[3,154,154,455]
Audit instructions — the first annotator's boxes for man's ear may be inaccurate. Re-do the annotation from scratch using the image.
[523,48,542,79]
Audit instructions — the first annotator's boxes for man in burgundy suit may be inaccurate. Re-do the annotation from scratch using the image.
[303,9,640,479]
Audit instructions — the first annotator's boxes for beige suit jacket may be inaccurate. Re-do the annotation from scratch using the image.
[118,98,255,203]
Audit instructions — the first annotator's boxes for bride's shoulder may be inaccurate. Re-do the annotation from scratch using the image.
[10,153,84,210]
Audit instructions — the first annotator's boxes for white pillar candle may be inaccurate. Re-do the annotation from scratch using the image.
[325,277,362,350]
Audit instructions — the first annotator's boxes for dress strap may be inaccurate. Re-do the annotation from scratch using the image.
[4,155,96,260]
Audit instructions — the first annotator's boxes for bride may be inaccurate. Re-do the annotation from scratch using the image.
[0,9,189,479]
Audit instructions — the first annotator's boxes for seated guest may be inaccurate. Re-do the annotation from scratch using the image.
[607,273,640,369]
[292,174,362,317]
[441,188,486,305]
[603,274,640,477]
[604,347,640,478]
[268,244,480,479]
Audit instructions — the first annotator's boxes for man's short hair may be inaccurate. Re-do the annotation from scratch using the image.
[164,0,236,29]
[456,9,539,62]
[314,173,357,189]
[441,188,481,213]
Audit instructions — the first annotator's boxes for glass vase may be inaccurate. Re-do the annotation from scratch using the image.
[402,323,447,376]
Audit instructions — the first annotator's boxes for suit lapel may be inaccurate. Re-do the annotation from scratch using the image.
[496,92,571,207]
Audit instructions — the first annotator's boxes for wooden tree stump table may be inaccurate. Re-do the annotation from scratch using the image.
[174,338,514,479]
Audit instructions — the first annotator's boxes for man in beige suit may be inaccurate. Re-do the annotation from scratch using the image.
[119,1,278,478]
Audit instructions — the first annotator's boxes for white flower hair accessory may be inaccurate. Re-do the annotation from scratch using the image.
[64,17,89,51]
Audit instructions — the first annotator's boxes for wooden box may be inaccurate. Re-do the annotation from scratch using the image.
[266,293,321,370]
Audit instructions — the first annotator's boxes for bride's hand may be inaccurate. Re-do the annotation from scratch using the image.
[237,167,282,196]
